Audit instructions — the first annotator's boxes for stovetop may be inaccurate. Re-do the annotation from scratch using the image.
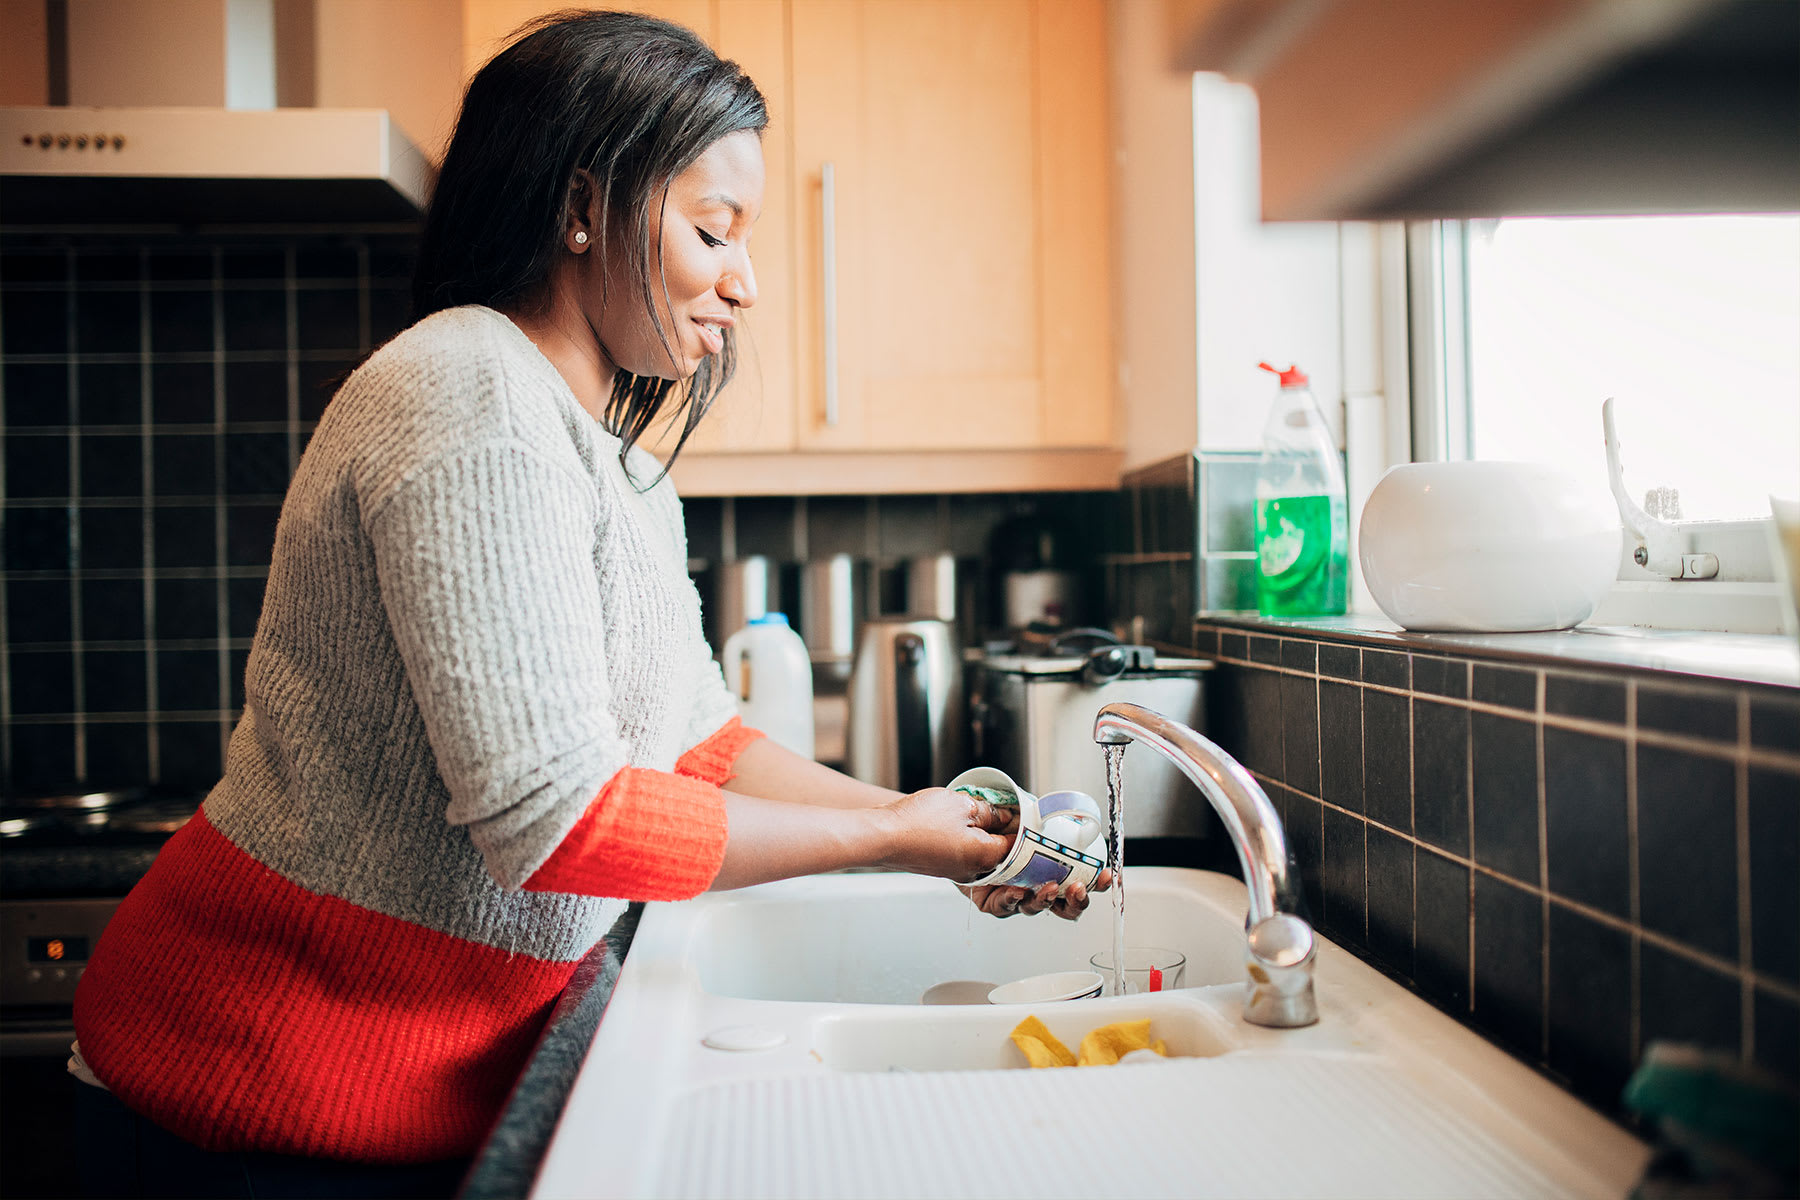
[0,790,204,899]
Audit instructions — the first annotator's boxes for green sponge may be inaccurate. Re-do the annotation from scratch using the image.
[954,784,1019,809]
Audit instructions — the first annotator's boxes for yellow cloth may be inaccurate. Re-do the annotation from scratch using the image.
[1008,1016,1170,1068]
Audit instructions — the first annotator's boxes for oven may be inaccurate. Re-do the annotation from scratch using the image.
[0,790,198,1198]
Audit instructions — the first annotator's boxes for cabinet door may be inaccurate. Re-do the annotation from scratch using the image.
[788,0,1112,453]
[462,0,798,455]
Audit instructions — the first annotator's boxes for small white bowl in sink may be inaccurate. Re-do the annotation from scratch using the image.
[986,970,1105,1005]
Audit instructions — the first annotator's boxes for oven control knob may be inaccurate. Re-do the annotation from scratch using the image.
[27,968,42,983]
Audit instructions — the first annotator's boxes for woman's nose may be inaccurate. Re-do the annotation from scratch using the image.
[719,252,757,309]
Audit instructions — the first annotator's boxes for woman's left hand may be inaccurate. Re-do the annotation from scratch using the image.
[961,868,1115,922]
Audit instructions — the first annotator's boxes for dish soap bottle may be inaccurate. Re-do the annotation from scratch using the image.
[1254,362,1348,616]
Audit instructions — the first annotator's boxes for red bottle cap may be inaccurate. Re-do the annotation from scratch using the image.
[1258,362,1309,388]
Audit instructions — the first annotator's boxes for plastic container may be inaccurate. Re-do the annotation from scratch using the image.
[1254,362,1348,616]
[721,613,815,757]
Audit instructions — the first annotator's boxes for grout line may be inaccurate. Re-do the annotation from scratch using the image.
[1254,768,1800,1006]
[212,246,232,774]
[1208,652,1800,770]
[1625,679,1642,1061]
[0,254,10,787]
[64,246,87,781]
[1537,668,1551,1059]
[1737,689,1755,1065]
[140,245,160,782]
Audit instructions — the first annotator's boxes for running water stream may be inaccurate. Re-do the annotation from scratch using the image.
[1104,743,1126,997]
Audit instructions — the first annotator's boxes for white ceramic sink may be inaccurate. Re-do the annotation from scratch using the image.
[532,869,1649,1199]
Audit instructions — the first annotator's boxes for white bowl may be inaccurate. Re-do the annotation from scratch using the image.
[986,971,1106,1005]
[1358,461,1620,632]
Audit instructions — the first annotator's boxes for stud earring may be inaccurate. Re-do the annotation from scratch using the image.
[573,231,588,246]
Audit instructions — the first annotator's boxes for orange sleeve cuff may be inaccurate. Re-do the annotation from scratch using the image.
[674,716,766,787]
[522,767,728,901]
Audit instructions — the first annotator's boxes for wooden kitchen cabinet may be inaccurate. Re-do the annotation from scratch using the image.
[463,0,1119,492]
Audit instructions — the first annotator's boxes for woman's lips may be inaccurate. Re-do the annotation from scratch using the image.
[693,319,725,356]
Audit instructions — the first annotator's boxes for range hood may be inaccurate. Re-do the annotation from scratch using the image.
[0,0,432,224]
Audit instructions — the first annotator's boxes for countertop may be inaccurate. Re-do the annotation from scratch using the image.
[460,904,643,1200]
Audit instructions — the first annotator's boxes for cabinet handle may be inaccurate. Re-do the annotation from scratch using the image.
[821,161,839,428]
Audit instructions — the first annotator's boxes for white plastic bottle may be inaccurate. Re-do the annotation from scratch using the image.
[721,613,815,758]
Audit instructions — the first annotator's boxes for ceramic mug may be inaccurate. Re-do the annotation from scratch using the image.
[947,766,1106,894]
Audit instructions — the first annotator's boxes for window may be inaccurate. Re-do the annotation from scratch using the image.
[1463,215,1800,523]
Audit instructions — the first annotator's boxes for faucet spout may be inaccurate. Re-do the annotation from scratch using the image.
[1093,700,1319,1028]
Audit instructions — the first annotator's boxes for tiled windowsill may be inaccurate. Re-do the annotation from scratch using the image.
[1198,612,1800,691]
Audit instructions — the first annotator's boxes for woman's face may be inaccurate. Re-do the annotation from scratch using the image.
[588,129,764,381]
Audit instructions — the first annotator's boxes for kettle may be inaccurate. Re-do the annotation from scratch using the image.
[846,617,965,793]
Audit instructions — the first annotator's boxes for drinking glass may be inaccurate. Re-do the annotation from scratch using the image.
[1088,946,1186,995]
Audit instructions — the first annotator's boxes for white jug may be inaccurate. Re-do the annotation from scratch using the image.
[721,613,815,758]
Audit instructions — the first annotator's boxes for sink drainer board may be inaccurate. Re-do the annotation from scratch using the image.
[655,1057,1567,1199]
[531,870,1648,1199]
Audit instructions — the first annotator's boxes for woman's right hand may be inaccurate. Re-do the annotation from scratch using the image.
[875,787,1015,883]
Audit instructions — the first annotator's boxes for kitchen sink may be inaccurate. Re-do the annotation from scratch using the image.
[532,869,1650,1199]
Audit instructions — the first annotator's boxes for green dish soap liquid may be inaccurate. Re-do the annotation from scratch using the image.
[1254,363,1348,617]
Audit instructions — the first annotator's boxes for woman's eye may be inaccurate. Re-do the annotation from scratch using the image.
[697,228,727,248]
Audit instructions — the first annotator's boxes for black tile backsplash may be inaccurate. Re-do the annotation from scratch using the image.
[1198,616,1800,1110]
[1,230,412,794]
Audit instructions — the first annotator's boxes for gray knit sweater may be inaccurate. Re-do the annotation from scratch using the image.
[206,305,739,961]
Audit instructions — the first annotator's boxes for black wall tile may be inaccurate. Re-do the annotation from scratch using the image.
[7,579,72,644]
[1242,667,1283,781]
[155,578,219,641]
[1749,693,1800,753]
[147,251,211,281]
[295,246,358,278]
[1281,639,1316,673]
[152,432,216,497]
[224,432,290,496]
[3,288,68,355]
[6,362,70,426]
[1754,989,1798,1083]
[223,360,287,424]
[227,577,265,640]
[83,361,145,425]
[1473,875,1544,1059]
[225,505,280,566]
[1366,825,1413,975]
[1472,664,1536,712]
[9,507,73,570]
[1412,655,1467,699]
[1637,684,1737,744]
[1318,642,1359,680]
[1546,674,1626,725]
[1219,631,1247,661]
[1544,727,1630,920]
[80,434,143,497]
[222,249,284,279]
[224,290,287,351]
[1547,904,1633,1107]
[11,723,76,791]
[1363,690,1412,832]
[81,578,145,641]
[1414,700,1470,856]
[1416,849,1470,1010]
[1472,712,1539,885]
[149,289,213,352]
[157,649,221,711]
[1363,649,1409,689]
[75,289,140,353]
[153,361,216,424]
[74,252,139,283]
[153,507,216,569]
[84,721,149,786]
[1287,792,1324,924]
[1748,768,1799,986]
[1637,745,1738,961]
[5,433,70,498]
[1207,665,1248,764]
[800,496,868,559]
[9,650,75,715]
[82,648,147,713]
[1640,942,1740,1057]
[296,289,359,352]
[77,507,140,569]
[1249,635,1282,666]
[1319,680,1363,814]
[1320,805,1365,942]
[157,720,222,787]
[1281,673,1320,796]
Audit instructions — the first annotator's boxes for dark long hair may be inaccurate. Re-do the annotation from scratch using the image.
[413,10,767,482]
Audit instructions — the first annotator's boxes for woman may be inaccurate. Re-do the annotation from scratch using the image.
[71,10,1105,1196]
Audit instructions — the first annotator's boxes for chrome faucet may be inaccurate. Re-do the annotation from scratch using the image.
[1093,701,1318,1028]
